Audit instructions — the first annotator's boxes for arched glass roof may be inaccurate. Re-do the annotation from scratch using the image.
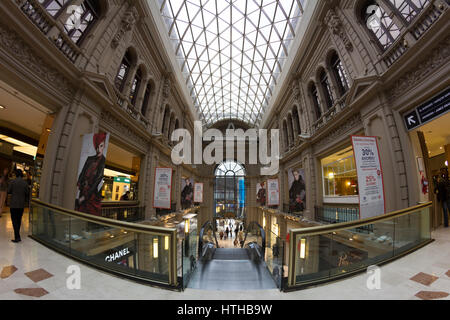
[215,161,246,176]
[158,0,306,127]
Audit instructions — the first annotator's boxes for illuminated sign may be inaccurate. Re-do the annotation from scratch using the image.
[114,177,131,184]
[104,247,130,262]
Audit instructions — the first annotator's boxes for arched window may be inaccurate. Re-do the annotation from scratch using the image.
[387,0,430,23]
[330,52,349,95]
[283,120,289,150]
[319,69,334,109]
[292,107,301,135]
[115,50,133,91]
[310,83,322,120]
[161,107,170,134]
[288,113,295,145]
[141,83,152,116]
[214,161,246,218]
[63,0,101,45]
[362,1,401,50]
[129,68,142,105]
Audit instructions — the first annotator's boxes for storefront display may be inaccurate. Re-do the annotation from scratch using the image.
[321,146,359,203]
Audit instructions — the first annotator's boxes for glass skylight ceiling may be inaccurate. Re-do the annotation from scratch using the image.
[159,0,305,127]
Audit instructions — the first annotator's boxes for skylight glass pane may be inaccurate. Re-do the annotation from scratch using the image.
[160,0,304,126]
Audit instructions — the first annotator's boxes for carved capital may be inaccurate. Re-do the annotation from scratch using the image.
[324,8,353,52]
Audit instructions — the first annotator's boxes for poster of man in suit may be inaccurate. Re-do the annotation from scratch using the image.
[288,168,306,213]
[181,177,194,209]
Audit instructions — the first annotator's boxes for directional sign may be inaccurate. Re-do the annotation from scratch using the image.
[404,110,420,130]
[403,87,450,131]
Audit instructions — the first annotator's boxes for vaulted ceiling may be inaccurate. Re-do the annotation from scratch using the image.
[157,0,307,127]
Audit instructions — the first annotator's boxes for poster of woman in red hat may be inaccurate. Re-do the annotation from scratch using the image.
[75,132,110,216]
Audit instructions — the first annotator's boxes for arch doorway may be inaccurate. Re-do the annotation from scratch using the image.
[214,161,246,220]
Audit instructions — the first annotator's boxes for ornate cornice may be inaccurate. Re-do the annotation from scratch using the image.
[100,110,148,149]
[314,113,362,149]
[0,22,75,97]
[388,35,450,101]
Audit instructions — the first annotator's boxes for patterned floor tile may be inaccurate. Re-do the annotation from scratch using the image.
[14,288,49,298]
[415,291,449,300]
[25,268,54,283]
[409,272,439,286]
[1,265,18,279]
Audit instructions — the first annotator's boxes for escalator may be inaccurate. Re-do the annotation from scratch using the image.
[187,221,278,290]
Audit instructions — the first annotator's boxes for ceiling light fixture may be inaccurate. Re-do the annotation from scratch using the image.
[0,105,5,109]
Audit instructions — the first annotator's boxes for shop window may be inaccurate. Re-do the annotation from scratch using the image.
[321,147,359,201]
[330,52,349,95]
[319,70,334,109]
[362,1,401,50]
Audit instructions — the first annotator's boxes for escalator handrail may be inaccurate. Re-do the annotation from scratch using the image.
[198,220,219,256]
[243,221,265,258]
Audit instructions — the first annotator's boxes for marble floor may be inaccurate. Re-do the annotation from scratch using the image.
[0,211,449,300]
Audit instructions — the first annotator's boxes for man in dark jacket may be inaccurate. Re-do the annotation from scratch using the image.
[436,168,449,228]
[8,169,29,242]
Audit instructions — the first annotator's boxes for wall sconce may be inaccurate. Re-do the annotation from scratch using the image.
[164,236,169,250]
[185,219,190,233]
[300,238,306,259]
[153,238,158,258]
[328,172,334,179]
[263,216,266,229]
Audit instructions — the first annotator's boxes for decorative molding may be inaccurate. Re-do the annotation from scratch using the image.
[111,6,139,48]
[324,8,353,52]
[314,113,362,148]
[0,22,75,97]
[100,110,147,149]
[388,35,450,101]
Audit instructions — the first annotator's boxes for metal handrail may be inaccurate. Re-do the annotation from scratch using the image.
[31,199,175,236]
[290,201,431,237]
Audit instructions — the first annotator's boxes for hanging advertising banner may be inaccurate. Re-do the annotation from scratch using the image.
[351,136,385,219]
[153,167,173,209]
[267,179,280,206]
[288,168,306,213]
[75,132,110,216]
[181,177,194,208]
[193,182,203,203]
[256,181,266,206]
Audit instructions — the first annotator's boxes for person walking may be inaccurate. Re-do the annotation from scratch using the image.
[7,169,29,243]
[225,226,230,239]
[0,168,9,218]
[436,168,449,228]
[234,225,239,239]
[238,230,245,248]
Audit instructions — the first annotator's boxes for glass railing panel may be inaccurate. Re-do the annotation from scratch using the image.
[134,233,171,283]
[265,230,284,288]
[291,204,432,288]
[394,207,430,256]
[30,201,175,286]
[30,204,72,253]
[328,219,394,277]
[294,234,332,284]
